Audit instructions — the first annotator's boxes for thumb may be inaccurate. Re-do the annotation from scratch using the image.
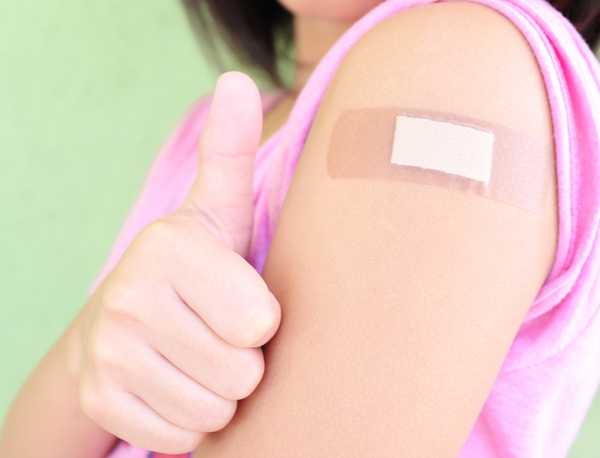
[182,71,263,258]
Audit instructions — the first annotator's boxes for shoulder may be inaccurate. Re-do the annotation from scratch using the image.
[268,0,560,338]
[247,3,560,455]
[295,0,558,260]
[314,0,554,149]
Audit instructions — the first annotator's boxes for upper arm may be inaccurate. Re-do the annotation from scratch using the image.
[195,2,558,456]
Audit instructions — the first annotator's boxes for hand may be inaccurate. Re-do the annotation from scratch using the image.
[77,72,281,454]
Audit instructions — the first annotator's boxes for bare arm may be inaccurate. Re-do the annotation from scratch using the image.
[192,2,558,456]
[0,277,118,458]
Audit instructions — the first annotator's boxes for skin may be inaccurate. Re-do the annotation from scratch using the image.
[0,72,281,457]
[0,3,376,457]
[0,0,559,456]
[260,2,379,145]
[192,1,558,457]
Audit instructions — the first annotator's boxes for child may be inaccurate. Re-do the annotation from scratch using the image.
[2,0,600,457]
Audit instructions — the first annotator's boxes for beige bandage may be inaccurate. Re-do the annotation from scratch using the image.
[327,107,553,214]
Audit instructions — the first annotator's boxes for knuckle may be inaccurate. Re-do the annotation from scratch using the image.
[176,391,236,432]
[178,206,230,247]
[85,338,105,368]
[86,332,116,368]
[128,219,175,264]
[178,432,205,454]
[99,278,147,326]
[229,348,265,400]
[202,398,237,432]
[162,431,205,455]
[237,307,278,349]
[79,383,107,425]
[99,283,131,317]
[85,338,128,382]
[138,214,203,277]
[141,217,176,245]
[141,214,188,252]
[130,430,202,456]
[78,384,95,416]
[98,283,119,313]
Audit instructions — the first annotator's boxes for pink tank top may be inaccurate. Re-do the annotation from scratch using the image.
[95,0,600,456]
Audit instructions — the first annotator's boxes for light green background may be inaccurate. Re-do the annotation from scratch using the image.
[1,1,598,456]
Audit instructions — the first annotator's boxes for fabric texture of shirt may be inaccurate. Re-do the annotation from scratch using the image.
[95,0,600,456]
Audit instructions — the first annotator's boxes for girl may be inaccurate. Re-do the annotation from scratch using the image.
[1,0,600,457]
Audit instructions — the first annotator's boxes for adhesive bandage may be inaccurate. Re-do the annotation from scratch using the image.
[327,107,553,214]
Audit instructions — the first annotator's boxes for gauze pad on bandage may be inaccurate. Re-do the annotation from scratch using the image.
[327,107,553,214]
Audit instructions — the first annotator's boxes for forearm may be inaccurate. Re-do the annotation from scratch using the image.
[0,296,118,458]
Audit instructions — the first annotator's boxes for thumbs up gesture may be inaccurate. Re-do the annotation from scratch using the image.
[77,72,281,455]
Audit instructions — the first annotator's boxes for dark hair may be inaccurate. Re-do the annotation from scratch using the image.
[179,0,600,88]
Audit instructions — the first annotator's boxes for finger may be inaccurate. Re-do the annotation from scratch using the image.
[83,386,204,455]
[123,344,237,433]
[156,218,281,348]
[146,283,265,401]
[182,71,263,258]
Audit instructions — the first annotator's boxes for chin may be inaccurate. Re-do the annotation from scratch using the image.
[277,0,385,22]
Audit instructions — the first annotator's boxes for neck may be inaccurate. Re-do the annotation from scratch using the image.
[288,14,354,96]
